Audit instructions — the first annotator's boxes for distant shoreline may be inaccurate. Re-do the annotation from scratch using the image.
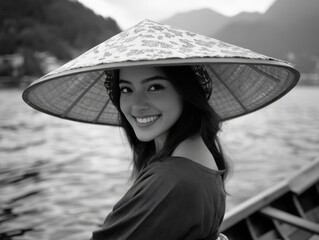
[299,73,319,86]
[1,73,319,89]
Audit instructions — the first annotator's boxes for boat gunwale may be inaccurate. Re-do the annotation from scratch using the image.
[221,158,319,231]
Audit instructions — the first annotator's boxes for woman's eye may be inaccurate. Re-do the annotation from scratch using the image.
[148,84,164,91]
[120,87,131,94]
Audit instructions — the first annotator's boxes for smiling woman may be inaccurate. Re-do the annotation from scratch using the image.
[95,64,228,240]
[22,19,299,240]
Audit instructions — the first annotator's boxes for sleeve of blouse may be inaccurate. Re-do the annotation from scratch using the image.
[91,163,204,240]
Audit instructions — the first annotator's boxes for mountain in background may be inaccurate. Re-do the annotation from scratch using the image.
[0,0,121,60]
[161,9,262,36]
[161,0,319,73]
[161,8,230,36]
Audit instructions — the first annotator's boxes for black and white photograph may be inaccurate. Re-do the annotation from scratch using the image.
[1,0,319,239]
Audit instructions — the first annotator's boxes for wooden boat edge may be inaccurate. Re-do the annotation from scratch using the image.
[220,158,319,232]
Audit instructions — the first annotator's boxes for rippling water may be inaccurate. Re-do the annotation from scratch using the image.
[0,87,319,240]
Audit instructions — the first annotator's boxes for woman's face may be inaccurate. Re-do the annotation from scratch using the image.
[119,66,183,149]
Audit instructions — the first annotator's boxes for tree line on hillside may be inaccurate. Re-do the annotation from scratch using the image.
[0,0,121,61]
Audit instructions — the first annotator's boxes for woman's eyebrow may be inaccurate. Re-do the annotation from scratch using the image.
[141,76,168,84]
[119,76,168,85]
[119,79,131,85]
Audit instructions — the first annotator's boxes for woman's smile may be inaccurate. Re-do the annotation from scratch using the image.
[134,114,161,125]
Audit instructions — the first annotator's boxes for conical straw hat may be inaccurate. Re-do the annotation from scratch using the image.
[22,19,300,125]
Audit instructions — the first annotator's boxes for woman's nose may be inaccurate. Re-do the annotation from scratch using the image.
[131,91,149,110]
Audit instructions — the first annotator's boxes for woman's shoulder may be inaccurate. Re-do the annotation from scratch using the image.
[140,158,201,198]
[154,156,224,174]
[147,157,192,178]
[130,157,226,208]
[142,157,189,182]
[143,156,224,186]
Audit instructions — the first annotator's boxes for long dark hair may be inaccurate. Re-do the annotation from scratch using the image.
[109,65,229,181]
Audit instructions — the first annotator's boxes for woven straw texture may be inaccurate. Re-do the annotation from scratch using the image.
[23,19,299,125]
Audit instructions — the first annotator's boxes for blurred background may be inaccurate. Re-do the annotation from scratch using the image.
[0,0,318,239]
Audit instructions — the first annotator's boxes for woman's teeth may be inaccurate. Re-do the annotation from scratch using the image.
[136,115,160,124]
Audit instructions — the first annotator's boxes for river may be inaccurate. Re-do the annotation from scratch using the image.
[0,86,318,240]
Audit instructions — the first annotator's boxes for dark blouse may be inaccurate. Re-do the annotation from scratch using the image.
[91,156,226,240]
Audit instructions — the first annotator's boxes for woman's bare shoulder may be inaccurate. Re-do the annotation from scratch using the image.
[172,135,219,171]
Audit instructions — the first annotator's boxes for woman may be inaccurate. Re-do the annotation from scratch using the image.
[22,19,299,240]
[91,65,228,239]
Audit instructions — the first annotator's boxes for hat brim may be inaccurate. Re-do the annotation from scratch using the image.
[23,57,299,125]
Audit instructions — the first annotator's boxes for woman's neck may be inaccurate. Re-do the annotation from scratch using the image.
[172,135,219,171]
[154,134,166,153]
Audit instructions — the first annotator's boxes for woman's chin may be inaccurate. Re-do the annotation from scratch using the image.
[135,134,155,142]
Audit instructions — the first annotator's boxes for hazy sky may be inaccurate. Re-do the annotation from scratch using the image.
[77,0,277,29]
